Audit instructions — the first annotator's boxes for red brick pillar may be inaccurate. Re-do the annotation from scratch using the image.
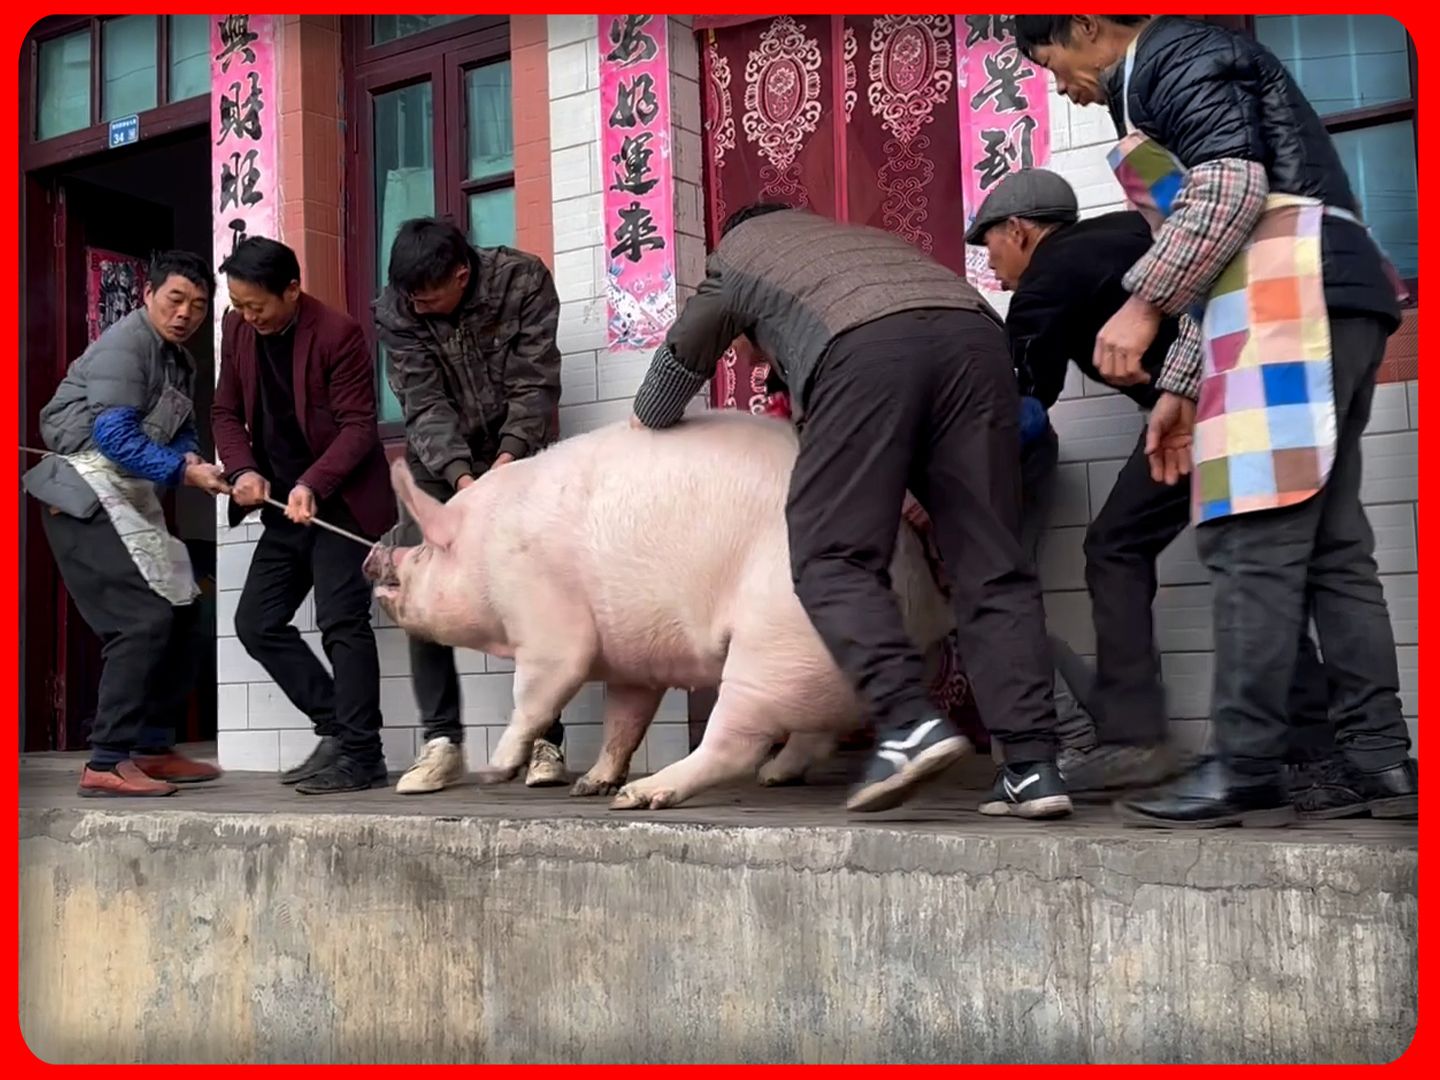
[277,16,345,308]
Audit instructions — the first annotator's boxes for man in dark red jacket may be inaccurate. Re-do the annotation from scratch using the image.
[212,237,397,794]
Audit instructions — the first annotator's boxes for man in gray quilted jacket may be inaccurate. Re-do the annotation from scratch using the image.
[631,204,1072,820]
[27,250,230,797]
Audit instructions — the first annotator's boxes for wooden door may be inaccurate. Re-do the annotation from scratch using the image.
[24,176,179,750]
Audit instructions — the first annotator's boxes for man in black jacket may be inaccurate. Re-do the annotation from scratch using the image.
[969,167,1366,817]
[1016,15,1416,826]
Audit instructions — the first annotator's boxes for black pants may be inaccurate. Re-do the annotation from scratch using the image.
[1197,315,1410,776]
[1018,425,1099,753]
[1084,421,1341,755]
[398,455,564,749]
[234,504,383,762]
[41,508,198,758]
[787,308,1057,762]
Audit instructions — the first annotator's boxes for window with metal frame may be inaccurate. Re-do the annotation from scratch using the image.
[27,15,211,156]
[342,15,515,429]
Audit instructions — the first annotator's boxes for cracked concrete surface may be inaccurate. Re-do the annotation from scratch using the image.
[19,761,1417,1064]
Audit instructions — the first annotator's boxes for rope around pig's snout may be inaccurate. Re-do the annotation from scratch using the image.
[370,542,401,589]
[21,444,378,552]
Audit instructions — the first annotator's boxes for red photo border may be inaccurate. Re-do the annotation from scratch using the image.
[1,2,1428,1070]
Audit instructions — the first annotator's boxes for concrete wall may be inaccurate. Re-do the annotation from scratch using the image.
[1015,94,1420,756]
[19,805,1417,1063]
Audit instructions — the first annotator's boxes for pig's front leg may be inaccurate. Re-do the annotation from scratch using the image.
[571,684,664,797]
[757,731,838,787]
[489,651,592,779]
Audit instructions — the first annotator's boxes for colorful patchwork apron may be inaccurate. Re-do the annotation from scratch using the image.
[1106,40,1407,524]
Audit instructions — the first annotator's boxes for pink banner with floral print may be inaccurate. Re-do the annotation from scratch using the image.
[600,15,678,350]
[956,15,1051,292]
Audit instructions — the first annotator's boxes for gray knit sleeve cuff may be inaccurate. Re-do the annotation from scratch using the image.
[633,344,707,429]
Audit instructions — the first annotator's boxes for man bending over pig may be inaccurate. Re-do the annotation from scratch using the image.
[631,205,1072,819]
[374,218,567,794]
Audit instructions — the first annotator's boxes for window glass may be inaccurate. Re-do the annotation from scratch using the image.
[466,61,514,179]
[374,81,436,423]
[102,16,158,121]
[168,15,210,102]
[37,30,91,139]
[1331,121,1419,279]
[372,15,466,45]
[1254,16,1411,117]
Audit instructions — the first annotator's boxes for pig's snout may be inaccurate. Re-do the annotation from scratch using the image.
[362,543,397,586]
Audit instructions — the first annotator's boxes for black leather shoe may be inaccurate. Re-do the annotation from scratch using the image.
[1115,757,1296,829]
[1285,756,1370,820]
[280,735,340,785]
[295,754,389,795]
[1355,759,1418,819]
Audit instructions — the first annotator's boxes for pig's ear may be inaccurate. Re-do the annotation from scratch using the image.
[391,458,458,550]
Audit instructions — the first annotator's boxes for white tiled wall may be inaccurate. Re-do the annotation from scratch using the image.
[215,16,709,776]
[1025,92,1421,756]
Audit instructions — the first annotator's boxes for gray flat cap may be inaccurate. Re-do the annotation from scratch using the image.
[964,168,1079,245]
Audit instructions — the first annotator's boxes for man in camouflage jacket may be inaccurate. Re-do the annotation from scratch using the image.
[373,217,564,794]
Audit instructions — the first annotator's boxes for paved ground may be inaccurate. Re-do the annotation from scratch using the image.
[20,745,1416,848]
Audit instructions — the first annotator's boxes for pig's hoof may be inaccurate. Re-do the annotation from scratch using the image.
[610,785,679,810]
[570,774,625,798]
[757,764,808,788]
[474,765,519,785]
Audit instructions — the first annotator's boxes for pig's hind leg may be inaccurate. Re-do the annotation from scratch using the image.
[611,678,776,811]
[757,731,838,787]
[570,684,664,797]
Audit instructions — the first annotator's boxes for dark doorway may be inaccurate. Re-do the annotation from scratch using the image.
[20,125,216,752]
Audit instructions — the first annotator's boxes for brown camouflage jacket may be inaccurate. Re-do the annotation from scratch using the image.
[373,245,562,488]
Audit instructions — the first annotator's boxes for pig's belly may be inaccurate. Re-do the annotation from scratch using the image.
[586,616,728,690]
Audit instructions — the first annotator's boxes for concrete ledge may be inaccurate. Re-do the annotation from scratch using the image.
[20,773,1416,1063]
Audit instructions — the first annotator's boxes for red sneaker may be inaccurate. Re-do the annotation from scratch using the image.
[79,761,179,798]
[132,751,223,784]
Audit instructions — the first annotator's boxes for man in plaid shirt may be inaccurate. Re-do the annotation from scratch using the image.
[1018,15,1416,827]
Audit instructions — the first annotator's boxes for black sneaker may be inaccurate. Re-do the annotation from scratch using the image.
[294,754,389,795]
[1056,741,1182,793]
[979,762,1073,819]
[845,715,971,813]
[281,735,341,786]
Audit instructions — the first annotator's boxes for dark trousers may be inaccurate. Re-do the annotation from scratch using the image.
[1019,426,1097,752]
[234,504,383,762]
[41,508,198,758]
[398,456,564,748]
[1197,315,1410,776]
[1086,421,1342,758]
[787,308,1057,762]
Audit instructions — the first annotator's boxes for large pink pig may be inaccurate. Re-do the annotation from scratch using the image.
[366,409,957,810]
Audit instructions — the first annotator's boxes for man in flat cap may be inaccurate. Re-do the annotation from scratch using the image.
[967,169,1361,817]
